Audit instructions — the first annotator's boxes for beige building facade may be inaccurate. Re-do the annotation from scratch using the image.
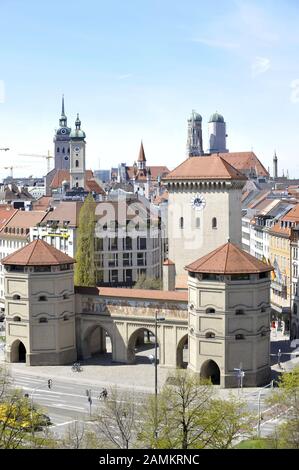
[2,239,272,387]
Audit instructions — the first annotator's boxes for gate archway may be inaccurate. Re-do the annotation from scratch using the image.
[200,359,220,385]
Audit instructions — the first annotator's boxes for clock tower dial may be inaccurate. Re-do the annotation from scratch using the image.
[190,194,206,211]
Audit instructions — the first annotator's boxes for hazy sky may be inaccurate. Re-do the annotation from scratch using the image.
[0,0,299,178]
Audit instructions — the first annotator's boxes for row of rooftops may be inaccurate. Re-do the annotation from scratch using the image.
[1,238,273,277]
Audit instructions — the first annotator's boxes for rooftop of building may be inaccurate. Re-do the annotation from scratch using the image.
[0,210,47,237]
[164,156,247,181]
[218,151,269,178]
[1,239,75,266]
[185,241,273,274]
[75,285,188,302]
[39,201,84,228]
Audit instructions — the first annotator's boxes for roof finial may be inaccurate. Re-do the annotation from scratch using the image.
[62,94,65,116]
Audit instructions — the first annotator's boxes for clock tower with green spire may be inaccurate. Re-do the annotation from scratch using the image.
[53,95,71,170]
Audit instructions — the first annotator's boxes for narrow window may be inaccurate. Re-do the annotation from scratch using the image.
[57,147,60,153]
[38,295,47,302]
[75,160,79,168]
[212,217,217,229]
[205,332,215,339]
[206,308,215,314]
[196,217,200,229]
[179,217,184,229]
[62,147,65,154]
[235,309,245,315]
[12,294,21,300]
[13,316,21,322]
[235,334,245,340]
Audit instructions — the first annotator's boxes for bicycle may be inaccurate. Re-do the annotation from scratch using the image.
[71,362,83,372]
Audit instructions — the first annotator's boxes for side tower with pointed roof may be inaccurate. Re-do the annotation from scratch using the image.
[163,155,247,281]
[53,95,72,170]
[2,239,77,365]
[186,241,272,387]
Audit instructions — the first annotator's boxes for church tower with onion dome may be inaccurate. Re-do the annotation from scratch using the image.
[207,112,228,154]
[187,110,203,156]
[70,114,86,189]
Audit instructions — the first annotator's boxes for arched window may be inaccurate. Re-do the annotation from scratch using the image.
[75,160,79,168]
[38,295,47,302]
[62,147,65,154]
[39,317,48,323]
[235,334,245,340]
[261,306,266,313]
[63,315,69,321]
[13,316,21,322]
[235,309,245,315]
[212,217,217,229]
[179,217,184,229]
[12,294,21,300]
[76,182,79,188]
[57,147,60,153]
[63,293,69,300]
[206,308,215,314]
[205,332,215,339]
[196,217,200,229]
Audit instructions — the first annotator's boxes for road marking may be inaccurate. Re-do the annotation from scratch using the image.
[51,420,77,428]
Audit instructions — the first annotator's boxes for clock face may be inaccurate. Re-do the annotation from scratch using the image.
[74,146,80,152]
[60,128,67,134]
[190,194,206,211]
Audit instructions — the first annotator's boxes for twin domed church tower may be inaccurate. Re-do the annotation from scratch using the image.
[53,96,86,189]
[187,110,228,157]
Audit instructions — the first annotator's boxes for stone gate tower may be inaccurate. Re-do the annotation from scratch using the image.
[2,239,77,365]
[186,241,272,387]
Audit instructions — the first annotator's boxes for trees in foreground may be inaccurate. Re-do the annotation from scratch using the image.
[266,366,299,448]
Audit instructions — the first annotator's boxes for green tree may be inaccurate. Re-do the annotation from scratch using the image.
[138,370,254,449]
[267,366,299,448]
[74,193,96,287]
[93,386,138,449]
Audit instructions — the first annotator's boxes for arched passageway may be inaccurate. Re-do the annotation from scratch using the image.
[83,325,113,364]
[176,334,188,368]
[200,359,220,385]
[10,340,26,363]
[127,328,159,364]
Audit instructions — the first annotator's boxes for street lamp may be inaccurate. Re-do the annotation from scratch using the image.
[154,310,165,442]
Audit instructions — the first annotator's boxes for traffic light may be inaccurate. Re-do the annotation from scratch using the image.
[48,379,52,389]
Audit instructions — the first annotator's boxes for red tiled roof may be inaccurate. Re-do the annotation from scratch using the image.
[185,241,273,274]
[75,286,188,302]
[50,169,95,190]
[164,156,247,181]
[0,206,18,230]
[219,152,269,177]
[2,239,75,266]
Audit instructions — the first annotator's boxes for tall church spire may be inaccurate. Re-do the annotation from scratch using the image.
[61,94,65,117]
[59,94,67,127]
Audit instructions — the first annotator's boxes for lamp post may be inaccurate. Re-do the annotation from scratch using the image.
[154,310,165,442]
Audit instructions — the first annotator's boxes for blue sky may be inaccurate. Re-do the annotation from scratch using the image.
[0,0,299,178]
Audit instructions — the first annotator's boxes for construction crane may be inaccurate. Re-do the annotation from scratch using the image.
[0,148,9,151]
[18,150,54,174]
